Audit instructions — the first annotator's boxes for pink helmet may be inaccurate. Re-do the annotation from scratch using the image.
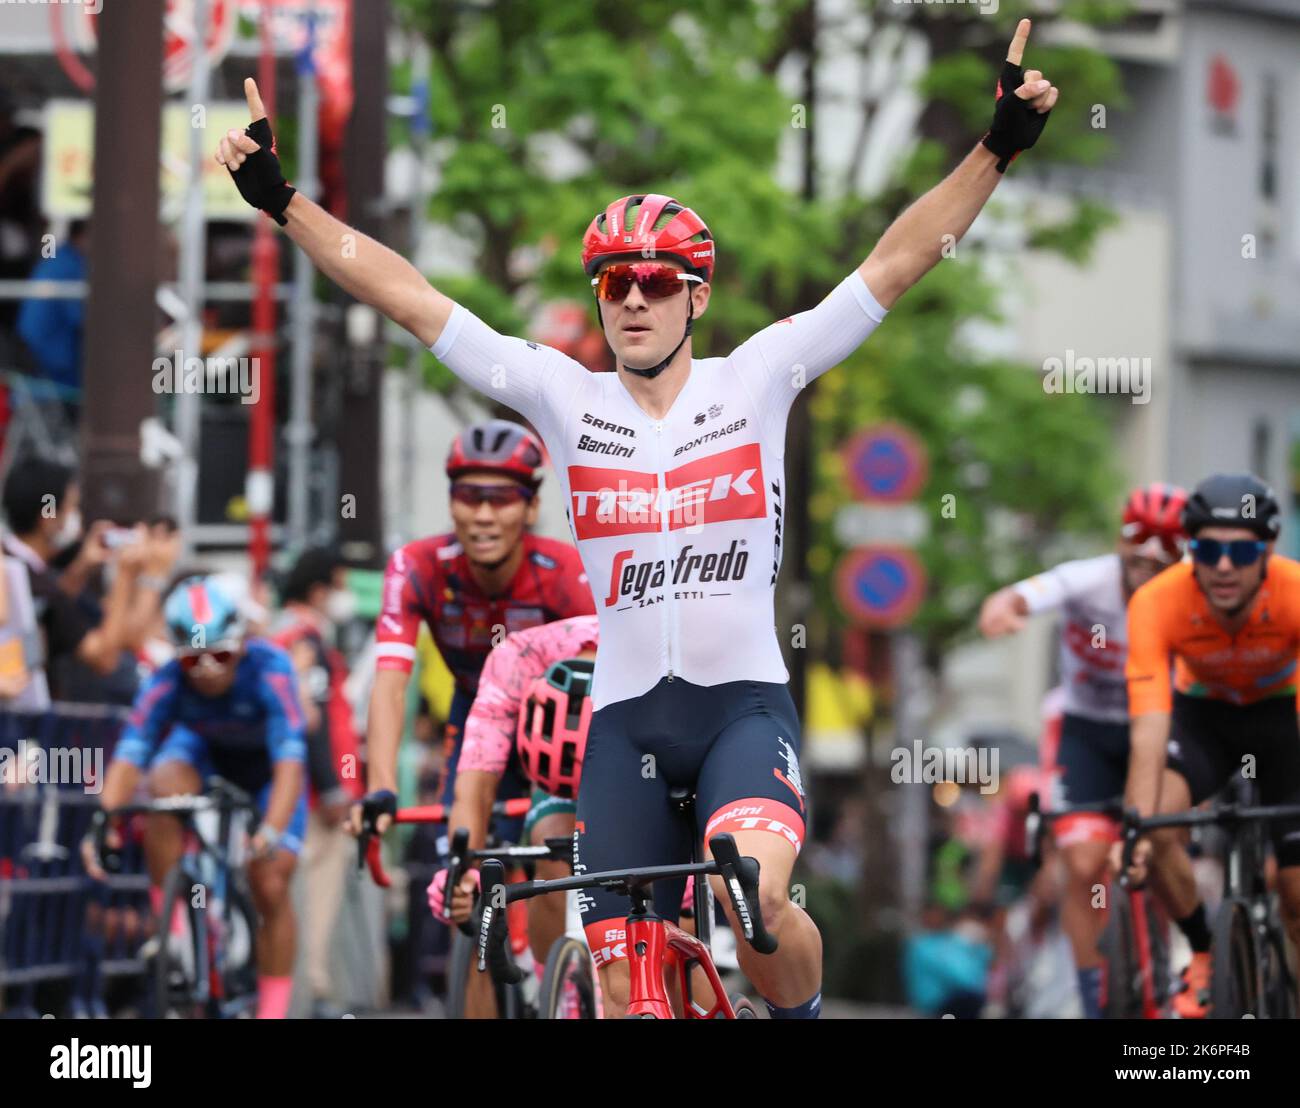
[516,658,594,799]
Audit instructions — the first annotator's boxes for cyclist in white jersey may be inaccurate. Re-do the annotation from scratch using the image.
[219,19,1058,1017]
[978,482,1187,1017]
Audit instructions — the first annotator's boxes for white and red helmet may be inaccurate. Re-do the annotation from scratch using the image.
[1121,481,1188,559]
[581,194,715,283]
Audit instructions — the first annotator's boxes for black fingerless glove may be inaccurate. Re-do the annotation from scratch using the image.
[228,117,296,225]
[981,59,1052,173]
[359,789,398,832]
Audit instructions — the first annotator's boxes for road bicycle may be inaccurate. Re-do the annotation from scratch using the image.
[361,796,584,1018]
[476,787,775,1019]
[1027,793,1172,1018]
[96,779,260,1019]
[1119,783,1300,1019]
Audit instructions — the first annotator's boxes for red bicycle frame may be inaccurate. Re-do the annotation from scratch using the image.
[624,914,736,1019]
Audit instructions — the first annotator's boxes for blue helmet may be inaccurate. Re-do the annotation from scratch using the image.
[164,575,246,650]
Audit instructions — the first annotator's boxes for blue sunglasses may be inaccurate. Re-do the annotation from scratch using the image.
[1189,538,1268,567]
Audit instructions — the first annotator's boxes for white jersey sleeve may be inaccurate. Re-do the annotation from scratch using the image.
[1012,554,1119,615]
[1012,553,1130,722]
[431,305,589,438]
[729,271,888,447]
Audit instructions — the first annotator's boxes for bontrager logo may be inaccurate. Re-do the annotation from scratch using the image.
[674,418,747,457]
[604,540,750,605]
[568,443,766,539]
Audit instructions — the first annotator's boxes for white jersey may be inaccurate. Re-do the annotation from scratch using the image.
[1013,553,1129,723]
[433,272,888,709]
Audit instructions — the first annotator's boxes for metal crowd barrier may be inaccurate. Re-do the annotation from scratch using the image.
[0,705,149,1018]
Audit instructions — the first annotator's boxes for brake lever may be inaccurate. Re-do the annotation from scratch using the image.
[708,833,778,956]
[476,860,524,985]
[445,828,474,937]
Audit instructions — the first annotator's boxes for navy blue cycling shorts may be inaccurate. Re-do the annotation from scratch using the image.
[574,676,807,967]
[1055,712,1130,806]
[151,726,309,855]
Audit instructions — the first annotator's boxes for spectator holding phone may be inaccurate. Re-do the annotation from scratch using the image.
[0,457,176,704]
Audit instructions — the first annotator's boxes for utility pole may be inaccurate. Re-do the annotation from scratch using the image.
[785,0,818,718]
[80,0,165,522]
[286,5,321,551]
[333,0,388,568]
[175,0,211,550]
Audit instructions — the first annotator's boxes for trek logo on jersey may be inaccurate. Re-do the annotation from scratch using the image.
[568,442,766,539]
[1063,620,1124,671]
[604,540,750,605]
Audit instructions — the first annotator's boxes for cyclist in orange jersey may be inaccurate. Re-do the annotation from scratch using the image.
[1117,474,1300,1018]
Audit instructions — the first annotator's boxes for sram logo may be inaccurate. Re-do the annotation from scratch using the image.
[568,442,765,539]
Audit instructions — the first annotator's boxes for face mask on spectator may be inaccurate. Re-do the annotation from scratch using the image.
[325,588,356,626]
[53,509,83,552]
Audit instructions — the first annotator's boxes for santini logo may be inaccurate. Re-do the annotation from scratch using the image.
[577,433,634,459]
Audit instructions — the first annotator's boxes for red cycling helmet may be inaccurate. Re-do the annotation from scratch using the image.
[1122,481,1188,558]
[446,419,544,487]
[581,194,715,283]
[516,658,594,799]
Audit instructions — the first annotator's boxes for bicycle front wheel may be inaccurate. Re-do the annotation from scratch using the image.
[539,937,597,1019]
[152,864,205,1019]
[1261,922,1295,1019]
[1098,889,1139,1018]
[1209,900,1259,1018]
[446,927,519,1018]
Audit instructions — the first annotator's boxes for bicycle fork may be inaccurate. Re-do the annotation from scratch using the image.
[623,909,735,1019]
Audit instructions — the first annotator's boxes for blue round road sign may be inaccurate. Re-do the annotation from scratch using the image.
[842,423,928,503]
[835,546,925,629]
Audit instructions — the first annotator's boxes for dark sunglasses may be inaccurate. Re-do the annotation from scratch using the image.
[591,263,702,302]
[450,481,534,508]
[178,648,238,671]
[1189,538,1268,568]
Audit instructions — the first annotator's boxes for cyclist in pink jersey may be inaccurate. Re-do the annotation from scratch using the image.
[222,21,1058,1017]
[430,614,598,1016]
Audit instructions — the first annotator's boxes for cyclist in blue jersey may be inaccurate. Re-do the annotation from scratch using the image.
[85,575,308,1019]
[219,19,1058,1018]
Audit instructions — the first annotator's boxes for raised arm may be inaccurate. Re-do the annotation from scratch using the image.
[858,19,1057,310]
[217,78,453,348]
